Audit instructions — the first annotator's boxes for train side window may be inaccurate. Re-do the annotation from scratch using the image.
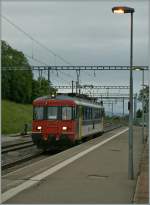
[62,107,72,120]
[84,107,87,120]
[89,107,91,119]
[87,107,90,120]
[101,108,105,117]
[93,108,96,119]
[95,108,99,119]
[82,107,85,120]
[92,108,94,119]
[86,107,88,120]
[98,108,101,118]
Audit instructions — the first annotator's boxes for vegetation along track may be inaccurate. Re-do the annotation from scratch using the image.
[2,123,122,171]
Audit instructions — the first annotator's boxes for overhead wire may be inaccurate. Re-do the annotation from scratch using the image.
[2,15,76,81]
[1,15,72,66]
[2,15,106,87]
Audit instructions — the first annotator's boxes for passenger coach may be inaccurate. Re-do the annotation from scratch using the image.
[32,94,104,150]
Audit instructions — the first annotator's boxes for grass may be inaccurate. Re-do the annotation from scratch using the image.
[1,100,33,134]
[104,116,129,126]
[1,100,129,135]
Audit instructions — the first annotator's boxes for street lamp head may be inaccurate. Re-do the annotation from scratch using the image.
[112,6,135,14]
[133,66,144,71]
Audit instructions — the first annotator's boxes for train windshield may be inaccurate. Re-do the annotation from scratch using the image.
[33,107,44,120]
[62,107,72,120]
[33,106,74,120]
[47,106,58,120]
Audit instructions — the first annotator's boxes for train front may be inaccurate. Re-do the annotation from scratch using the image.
[32,96,76,150]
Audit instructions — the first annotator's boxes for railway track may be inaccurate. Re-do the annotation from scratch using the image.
[2,123,122,171]
[2,150,43,170]
[2,140,34,154]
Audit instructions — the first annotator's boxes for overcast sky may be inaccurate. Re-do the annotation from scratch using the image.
[1,0,149,114]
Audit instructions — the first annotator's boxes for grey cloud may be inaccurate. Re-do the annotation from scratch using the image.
[1,0,149,104]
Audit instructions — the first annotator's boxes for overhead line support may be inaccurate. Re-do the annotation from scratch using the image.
[2,65,149,71]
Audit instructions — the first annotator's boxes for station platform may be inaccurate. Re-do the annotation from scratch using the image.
[133,142,149,203]
[2,126,149,204]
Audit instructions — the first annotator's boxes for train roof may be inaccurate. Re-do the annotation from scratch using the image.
[33,94,104,109]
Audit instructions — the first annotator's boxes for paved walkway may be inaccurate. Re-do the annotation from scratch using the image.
[133,142,149,204]
[2,127,145,204]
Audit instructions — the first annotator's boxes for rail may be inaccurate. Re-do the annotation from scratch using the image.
[2,123,122,171]
[2,140,34,154]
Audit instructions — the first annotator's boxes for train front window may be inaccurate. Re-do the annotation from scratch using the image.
[47,106,58,120]
[62,107,72,120]
[33,107,44,120]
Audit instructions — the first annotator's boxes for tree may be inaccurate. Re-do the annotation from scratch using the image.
[2,40,57,103]
[138,86,149,113]
[136,109,142,118]
[32,78,57,101]
[1,40,33,103]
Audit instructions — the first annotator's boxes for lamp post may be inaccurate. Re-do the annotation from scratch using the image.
[112,6,135,180]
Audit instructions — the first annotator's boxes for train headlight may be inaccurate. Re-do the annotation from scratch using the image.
[37,126,42,130]
[62,126,67,131]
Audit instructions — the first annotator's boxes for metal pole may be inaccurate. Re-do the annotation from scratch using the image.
[78,70,81,94]
[112,102,113,117]
[72,81,74,94]
[76,70,80,95]
[142,70,144,143]
[123,97,124,117]
[134,93,137,121]
[128,12,134,180]
[48,67,50,84]
[76,81,78,94]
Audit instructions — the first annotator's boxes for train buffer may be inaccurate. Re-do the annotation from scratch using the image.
[2,126,149,204]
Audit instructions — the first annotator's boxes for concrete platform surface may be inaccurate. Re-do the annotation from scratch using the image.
[133,142,149,204]
[2,126,145,204]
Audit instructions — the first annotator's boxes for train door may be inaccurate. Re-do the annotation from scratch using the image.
[76,105,82,140]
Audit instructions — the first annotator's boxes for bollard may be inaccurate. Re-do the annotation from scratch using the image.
[24,123,28,135]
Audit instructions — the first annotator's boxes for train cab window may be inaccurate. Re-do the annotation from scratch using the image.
[47,106,58,120]
[33,107,44,120]
[62,107,72,120]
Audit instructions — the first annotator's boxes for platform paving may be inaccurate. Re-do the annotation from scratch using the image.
[133,142,149,204]
[2,126,148,204]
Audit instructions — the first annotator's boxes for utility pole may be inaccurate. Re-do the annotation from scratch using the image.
[134,93,137,121]
[76,70,80,95]
[111,102,114,117]
[48,68,51,84]
[123,97,125,117]
[39,69,43,88]
[76,81,78,94]
[128,11,134,179]
[142,70,145,143]
[72,81,74,94]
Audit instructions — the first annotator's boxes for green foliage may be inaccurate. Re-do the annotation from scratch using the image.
[2,100,32,134]
[136,109,142,118]
[32,78,57,101]
[1,40,57,103]
[2,40,33,103]
[138,86,149,101]
[138,86,149,113]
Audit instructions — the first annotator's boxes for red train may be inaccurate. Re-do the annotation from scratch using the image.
[32,94,104,150]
